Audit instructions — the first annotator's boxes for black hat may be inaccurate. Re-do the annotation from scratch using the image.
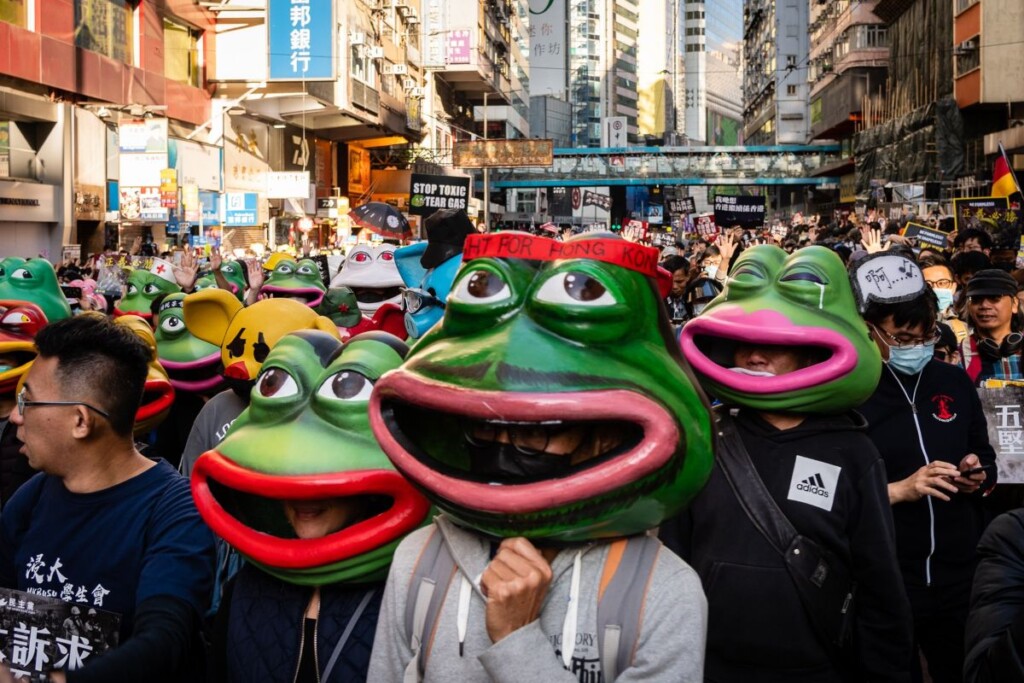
[421,209,477,269]
[966,268,1018,298]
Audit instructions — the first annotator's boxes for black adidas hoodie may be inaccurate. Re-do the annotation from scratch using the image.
[661,408,912,683]
[858,360,997,589]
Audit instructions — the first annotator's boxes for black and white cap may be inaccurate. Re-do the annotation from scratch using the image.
[849,252,926,313]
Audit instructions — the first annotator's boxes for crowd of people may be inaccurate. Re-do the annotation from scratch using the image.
[1,207,1024,682]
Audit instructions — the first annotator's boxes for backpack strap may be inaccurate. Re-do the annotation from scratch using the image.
[402,527,458,683]
[597,534,662,683]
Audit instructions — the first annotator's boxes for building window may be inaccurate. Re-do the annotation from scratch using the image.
[351,45,374,85]
[0,0,28,28]
[75,0,135,65]
[164,18,200,87]
[786,54,797,67]
[955,39,980,76]
[787,84,797,96]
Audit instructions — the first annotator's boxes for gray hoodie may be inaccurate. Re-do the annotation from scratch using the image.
[368,516,707,683]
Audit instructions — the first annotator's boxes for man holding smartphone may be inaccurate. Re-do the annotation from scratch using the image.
[858,255,996,683]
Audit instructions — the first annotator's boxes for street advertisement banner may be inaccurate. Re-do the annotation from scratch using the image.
[267,0,335,81]
[527,0,566,97]
[224,193,259,226]
[454,139,554,168]
[446,29,471,65]
[159,169,177,209]
[409,173,471,216]
[267,171,311,199]
[713,195,766,229]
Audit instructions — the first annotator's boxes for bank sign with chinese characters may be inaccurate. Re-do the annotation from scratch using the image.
[268,0,335,81]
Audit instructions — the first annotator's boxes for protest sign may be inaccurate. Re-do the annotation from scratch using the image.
[953,196,1015,233]
[0,587,120,681]
[713,195,766,229]
[901,222,950,251]
[668,197,696,215]
[980,385,1024,484]
[409,173,471,217]
[694,213,718,238]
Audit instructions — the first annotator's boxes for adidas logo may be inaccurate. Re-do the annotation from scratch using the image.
[796,474,830,498]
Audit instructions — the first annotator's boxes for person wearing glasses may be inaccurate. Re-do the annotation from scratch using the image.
[958,269,1024,386]
[918,253,968,345]
[859,259,996,683]
[0,315,215,682]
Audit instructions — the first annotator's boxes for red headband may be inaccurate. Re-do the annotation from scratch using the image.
[463,233,661,278]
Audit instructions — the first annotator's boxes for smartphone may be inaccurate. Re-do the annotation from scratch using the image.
[60,285,83,302]
[959,466,988,477]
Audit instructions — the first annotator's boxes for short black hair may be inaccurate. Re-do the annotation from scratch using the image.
[917,252,950,270]
[951,250,992,276]
[34,315,150,436]
[954,227,993,250]
[661,255,689,274]
[862,289,939,330]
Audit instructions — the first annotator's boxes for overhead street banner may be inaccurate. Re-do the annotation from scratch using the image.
[409,173,471,216]
[268,0,335,81]
[713,195,766,229]
[583,190,611,211]
[454,139,554,168]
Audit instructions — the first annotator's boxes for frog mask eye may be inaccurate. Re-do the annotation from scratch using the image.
[451,269,512,305]
[255,368,299,398]
[317,370,374,402]
[535,271,617,307]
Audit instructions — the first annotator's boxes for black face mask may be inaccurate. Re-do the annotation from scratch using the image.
[467,442,573,483]
[978,332,1024,360]
[225,377,256,402]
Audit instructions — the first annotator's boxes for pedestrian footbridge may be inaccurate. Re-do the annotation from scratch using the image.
[487,144,844,189]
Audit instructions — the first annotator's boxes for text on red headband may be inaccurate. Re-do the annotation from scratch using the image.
[462,232,660,278]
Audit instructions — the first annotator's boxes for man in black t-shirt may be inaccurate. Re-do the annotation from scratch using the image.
[0,315,215,683]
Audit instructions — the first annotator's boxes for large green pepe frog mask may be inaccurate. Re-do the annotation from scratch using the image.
[260,258,327,308]
[115,259,180,320]
[0,258,71,323]
[155,293,224,394]
[679,244,882,414]
[191,331,431,585]
[369,232,715,542]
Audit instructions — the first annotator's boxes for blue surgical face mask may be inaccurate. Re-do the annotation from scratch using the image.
[887,342,936,375]
[933,288,954,313]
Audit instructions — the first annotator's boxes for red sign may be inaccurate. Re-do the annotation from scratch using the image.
[463,232,659,278]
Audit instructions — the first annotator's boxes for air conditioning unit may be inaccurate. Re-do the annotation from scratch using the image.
[382,63,395,74]
[368,46,385,59]
[409,87,424,98]
[350,31,366,45]
[392,64,408,75]
[402,75,417,89]
[959,38,978,52]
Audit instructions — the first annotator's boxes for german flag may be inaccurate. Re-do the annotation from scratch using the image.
[993,142,1021,198]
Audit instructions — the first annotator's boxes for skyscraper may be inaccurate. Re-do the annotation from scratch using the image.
[742,0,809,144]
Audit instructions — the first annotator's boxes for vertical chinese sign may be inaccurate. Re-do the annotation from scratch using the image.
[981,385,1024,483]
[268,0,335,81]
[527,0,566,97]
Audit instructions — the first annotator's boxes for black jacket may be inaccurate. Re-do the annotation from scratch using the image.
[964,509,1024,683]
[0,417,34,509]
[859,360,996,589]
[661,409,912,683]
[213,563,382,682]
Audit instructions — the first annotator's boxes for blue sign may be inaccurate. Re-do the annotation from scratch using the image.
[107,181,119,212]
[199,192,221,226]
[224,193,259,226]
[268,0,335,81]
[166,213,180,235]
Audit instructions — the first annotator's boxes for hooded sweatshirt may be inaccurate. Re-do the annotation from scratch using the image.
[368,516,708,683]
[661,409,912,683]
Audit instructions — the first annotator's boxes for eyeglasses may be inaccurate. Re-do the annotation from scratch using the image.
[870,323,942,350]
[16,388,111,420]
[402,288,446,315]
[926,279,954,289]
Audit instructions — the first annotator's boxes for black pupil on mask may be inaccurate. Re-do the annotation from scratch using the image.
[227,329,246,358]
[253,332,270,363]
[467,272,502,298]
[259,369,286,396]
[564,273,606,302]
[332,371,366,399]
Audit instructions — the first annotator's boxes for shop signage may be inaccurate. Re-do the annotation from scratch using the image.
[267,0,335,81]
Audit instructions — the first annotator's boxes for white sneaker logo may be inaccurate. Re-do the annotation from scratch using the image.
[787,456,841,512]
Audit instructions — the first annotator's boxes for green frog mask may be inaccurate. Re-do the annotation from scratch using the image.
[679,244,882,413]
[115,258,180,321]
[0,258,71,323]
[369,232,715,542]
[260,258,326,308]
[191,331,431,585]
